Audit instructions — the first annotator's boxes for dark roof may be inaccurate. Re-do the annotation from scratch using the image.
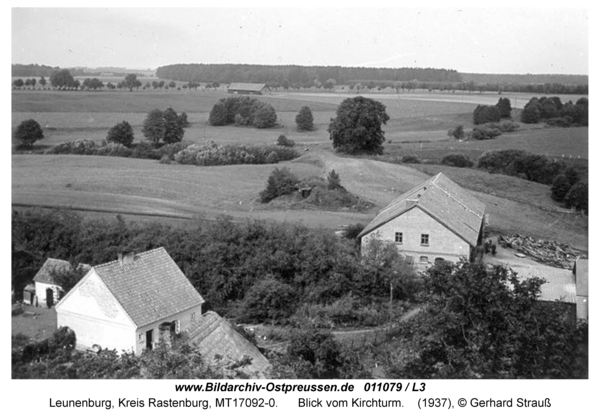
[187,311,271,378]
[358,173,485,246]
[33,258,90,286]
[227,83,266,92]
[92,248,204,327]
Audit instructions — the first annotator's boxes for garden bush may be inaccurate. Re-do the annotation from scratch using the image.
[172,141,299,166]
[441,153,474,168]
[470,126,502,140]
[259,167,299,203]
[401,155,421,164]
[276,135,295,148]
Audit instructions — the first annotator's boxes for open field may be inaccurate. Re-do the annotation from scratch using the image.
[12,89,588,251]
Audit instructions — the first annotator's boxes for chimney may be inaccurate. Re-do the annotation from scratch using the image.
[118,251,135,267]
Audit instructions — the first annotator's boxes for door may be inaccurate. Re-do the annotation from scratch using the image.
[46,288,54,308]
[145,329,153,351]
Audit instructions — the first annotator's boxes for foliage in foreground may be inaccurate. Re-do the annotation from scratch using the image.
[384,261,588,379]
[12,209,409,326]
[12,328,245,379]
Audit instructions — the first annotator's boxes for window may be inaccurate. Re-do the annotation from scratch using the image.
[421,234,429,246]
[394,232,403,244]
[420,256,429,263]
[138,333,144,343]
[191,312,196,322]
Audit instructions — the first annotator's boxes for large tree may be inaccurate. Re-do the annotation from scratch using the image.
[106,121,135,147]
[142,109,166,145]
[50,69,75,89]
[123,73,141,92]
[15,119,44,147]
[295,106,314,131]
[162,107,185,144]
[327,96,390,154]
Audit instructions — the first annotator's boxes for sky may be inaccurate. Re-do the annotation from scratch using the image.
[10,6,590,75]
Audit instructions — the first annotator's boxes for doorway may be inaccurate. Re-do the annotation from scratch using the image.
[145,329,153,351]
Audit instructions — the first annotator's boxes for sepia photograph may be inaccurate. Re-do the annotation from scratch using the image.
[8,3,592,414]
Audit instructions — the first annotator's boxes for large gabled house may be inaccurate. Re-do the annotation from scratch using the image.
[358,173,486,268]
[56,248,205,355]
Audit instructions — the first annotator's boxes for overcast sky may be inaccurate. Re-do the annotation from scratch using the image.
[11,7,589,75]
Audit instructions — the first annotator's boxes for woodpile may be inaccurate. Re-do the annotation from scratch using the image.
[497,234,582,269]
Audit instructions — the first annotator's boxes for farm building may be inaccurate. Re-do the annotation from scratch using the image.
[32,258,90,308]
[56,248,204,355]
[358,172,486,269]
[186,311,271,378]
[227,83,268,95]
[511,258,589,322]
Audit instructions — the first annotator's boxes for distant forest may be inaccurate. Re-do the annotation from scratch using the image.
[156,63,461,85]
[12,63,588,95]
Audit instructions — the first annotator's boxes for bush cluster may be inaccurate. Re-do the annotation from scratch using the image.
[172,141,299,166]
[401,155,421,164]
[208,96,277,128]
[13,210,414,329]
[477,149,568,185]
[276,135,295,148]
[470,126,502,140]
[441,153,474,168]
[521,96,588,126]
[473,105,501,125]
[259,167,299,203]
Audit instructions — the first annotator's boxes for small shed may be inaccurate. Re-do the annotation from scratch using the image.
[227,83,268,95]
[32,258,90,308]
[22,283,36,306]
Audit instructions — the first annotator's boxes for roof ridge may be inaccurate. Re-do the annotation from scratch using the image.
[429,178,483,219]
[93,247,166,269]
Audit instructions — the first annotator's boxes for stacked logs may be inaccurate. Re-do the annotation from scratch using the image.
[498,234,582,269]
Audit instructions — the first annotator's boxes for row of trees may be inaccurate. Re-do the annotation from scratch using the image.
[472,97,512,125]
[521,96,588,126]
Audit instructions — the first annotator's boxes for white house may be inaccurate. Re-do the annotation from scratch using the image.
[55,247,204,355]
[32,258,90,308]
[358,172,486,268]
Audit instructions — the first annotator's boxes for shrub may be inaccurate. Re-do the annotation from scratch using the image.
[487,121,520,132]
[276,135,295,148]
[208,102,228,126]
[546,117,573,128]
[106,121,134,147]
[45,139,98,155]
[551,174,572,202]
[441,153,474,168]
[95,143,132,157]
[239,276,298,322]
[15,119,44,147]
[259,167,299,203]
[130,142,161,160]
[343,223,365,241]
[473,105,501,125]
[470,126,502,140]
[252,102,277,128]
[172,141,299,166]
[401,155,421,164]
[327,170,342,190]
[496,97,512,118]
[295,106,314,131]
[447,124,465,140]
[478,150,529,173]
[564,182,588,212]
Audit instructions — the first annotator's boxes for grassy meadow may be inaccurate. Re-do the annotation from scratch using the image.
[11,88,588,249]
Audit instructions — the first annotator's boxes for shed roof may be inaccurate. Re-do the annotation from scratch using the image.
[33,258,90,286]
[187,311,271,378]
[512,264,576,304]
[91,248,204,328]
[358,173,485,246]
[227,83,266,92]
